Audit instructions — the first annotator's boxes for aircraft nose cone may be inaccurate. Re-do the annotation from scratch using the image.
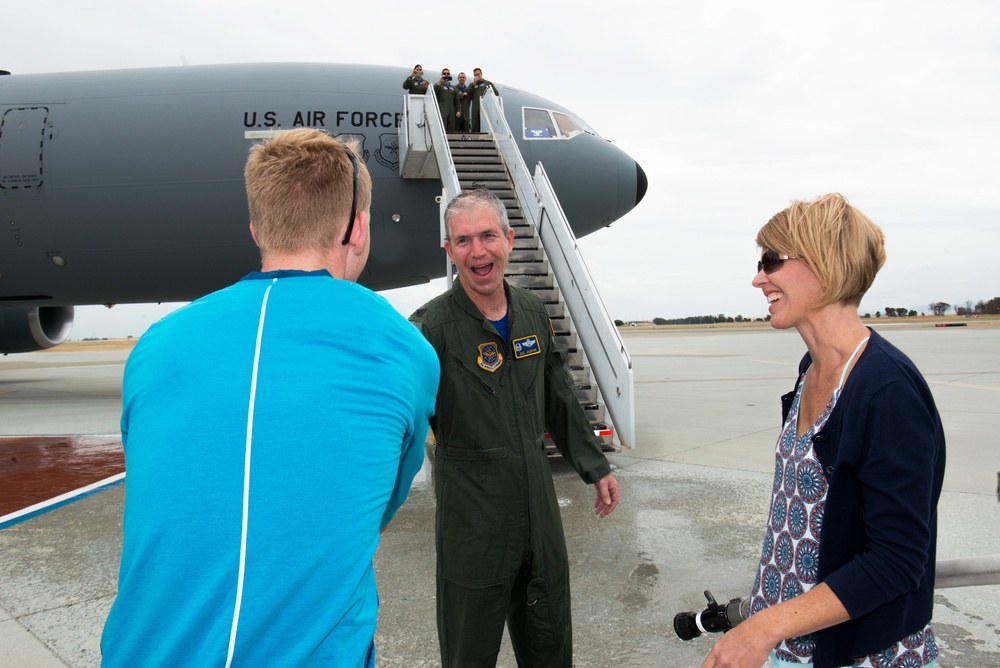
[635,161,648,206]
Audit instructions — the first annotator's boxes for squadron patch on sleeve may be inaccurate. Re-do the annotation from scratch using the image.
[477,342,503,372]
[512,334,541,359]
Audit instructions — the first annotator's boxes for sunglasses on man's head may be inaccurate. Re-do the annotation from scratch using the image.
[757,249,802,275]
[341,150,360,246]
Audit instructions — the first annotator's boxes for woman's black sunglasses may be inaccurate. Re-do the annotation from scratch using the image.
[758,249,802,275]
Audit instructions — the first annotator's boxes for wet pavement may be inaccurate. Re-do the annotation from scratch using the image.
[0,436,123,517]
[1,324,998,667]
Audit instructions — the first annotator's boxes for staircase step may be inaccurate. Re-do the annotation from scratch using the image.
[524,287,559,302]
[452,154,503,163]
[505,261,550,276]
[555,331,577,349]
[455,170,508,180]
[510,249,545,262]
[459,181,512,192]
[505,274,554,289]
[572,384,598,404]
[447,132,494,140]
[544,302,565,318]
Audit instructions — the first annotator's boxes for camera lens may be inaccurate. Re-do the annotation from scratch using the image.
[673,612,701,641]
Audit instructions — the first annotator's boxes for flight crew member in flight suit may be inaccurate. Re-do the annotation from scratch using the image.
[410,188,620,668]
[468,67,499,133]
[455,72,472,133]
[434,68,461,132]
[402,64,430,94]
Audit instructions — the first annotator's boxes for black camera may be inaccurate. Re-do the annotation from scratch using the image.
[673,590,749,641]
[443,75,452,81]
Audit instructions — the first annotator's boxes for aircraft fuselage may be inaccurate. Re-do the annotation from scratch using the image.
[0,63,645,350]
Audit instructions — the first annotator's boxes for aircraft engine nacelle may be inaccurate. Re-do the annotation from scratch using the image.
[0,305,74,353]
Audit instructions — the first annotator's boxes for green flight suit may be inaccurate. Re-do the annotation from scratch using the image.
[455,83,472,132]
[402,75,430,95]
[411,279,611,668]
[468,78,499,133]
[434,82,460,132]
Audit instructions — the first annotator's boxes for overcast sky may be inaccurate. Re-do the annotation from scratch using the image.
[5,0,998,338]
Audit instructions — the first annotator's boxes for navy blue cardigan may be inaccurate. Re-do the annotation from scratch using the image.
[779,329,945,668]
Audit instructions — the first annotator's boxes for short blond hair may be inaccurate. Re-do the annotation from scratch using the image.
[245,128,371,258]
[757,193,885,308]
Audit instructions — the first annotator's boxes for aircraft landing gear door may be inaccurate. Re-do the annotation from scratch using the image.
[0,107,49,190]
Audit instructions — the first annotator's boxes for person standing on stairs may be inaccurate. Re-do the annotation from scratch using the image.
[403,64,430,94]
[435,68,461,132]
[455,71,472,133]
[469,67,499,133]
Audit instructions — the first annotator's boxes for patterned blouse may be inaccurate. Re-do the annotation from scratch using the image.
[749,341,938,667]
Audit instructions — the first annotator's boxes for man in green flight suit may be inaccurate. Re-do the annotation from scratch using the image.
[434,68,461,132]
[455,71,472,133]
[468,67,499,133]
[410,188,620,667]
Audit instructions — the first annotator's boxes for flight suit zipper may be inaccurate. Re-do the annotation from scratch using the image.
[450,352,499,397]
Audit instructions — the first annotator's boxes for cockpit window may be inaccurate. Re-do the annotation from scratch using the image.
[524,108,556,138]
[553,113,582,137]
[522,107,594,140]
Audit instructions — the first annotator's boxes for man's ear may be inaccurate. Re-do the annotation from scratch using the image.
[249,221,260,247]
[348,211,369,252]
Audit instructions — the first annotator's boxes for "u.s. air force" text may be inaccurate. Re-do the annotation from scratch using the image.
[242,110,403,129]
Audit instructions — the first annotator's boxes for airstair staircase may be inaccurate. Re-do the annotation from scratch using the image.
[399,92,634,451]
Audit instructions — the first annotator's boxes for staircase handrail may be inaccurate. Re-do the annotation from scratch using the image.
[400,92,462,286]
[481,91,635,448]
[533,163,635,448]
[420,90,462,201]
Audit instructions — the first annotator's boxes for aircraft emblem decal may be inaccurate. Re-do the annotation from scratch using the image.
[375,133,399,171]
[477,342,503,372]
[512,335,540,359]
[526,127,551,138]
[336,133,370,163]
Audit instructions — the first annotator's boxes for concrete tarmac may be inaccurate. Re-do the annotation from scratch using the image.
[1,322,998,667]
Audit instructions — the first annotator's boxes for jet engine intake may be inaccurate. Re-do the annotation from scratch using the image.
[0,305,75,353]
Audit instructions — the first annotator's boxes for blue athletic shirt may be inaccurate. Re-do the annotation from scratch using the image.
[101,270,439,667]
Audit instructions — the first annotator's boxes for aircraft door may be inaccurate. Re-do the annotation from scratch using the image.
[1,106,59,286]
[0,107,49,189]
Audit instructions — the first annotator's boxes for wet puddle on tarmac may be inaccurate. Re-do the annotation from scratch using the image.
[0,436,124,517]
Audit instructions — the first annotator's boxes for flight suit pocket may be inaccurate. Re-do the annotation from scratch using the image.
[525,577,563,651]
[436,445,506,461]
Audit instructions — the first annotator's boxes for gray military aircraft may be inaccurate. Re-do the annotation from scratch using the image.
[0,63,646,353]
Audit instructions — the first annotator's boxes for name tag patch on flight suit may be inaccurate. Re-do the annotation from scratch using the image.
[477,342,503,372]
[512,335,541,359]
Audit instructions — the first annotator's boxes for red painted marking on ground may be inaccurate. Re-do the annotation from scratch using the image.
[0,436,124,516]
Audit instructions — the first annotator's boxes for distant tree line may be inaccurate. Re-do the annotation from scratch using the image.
[955,296,1000,315]
[651,314,761,325]
[619,296,999,327]
[927,297,1000,316]
[880,307,919,317]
